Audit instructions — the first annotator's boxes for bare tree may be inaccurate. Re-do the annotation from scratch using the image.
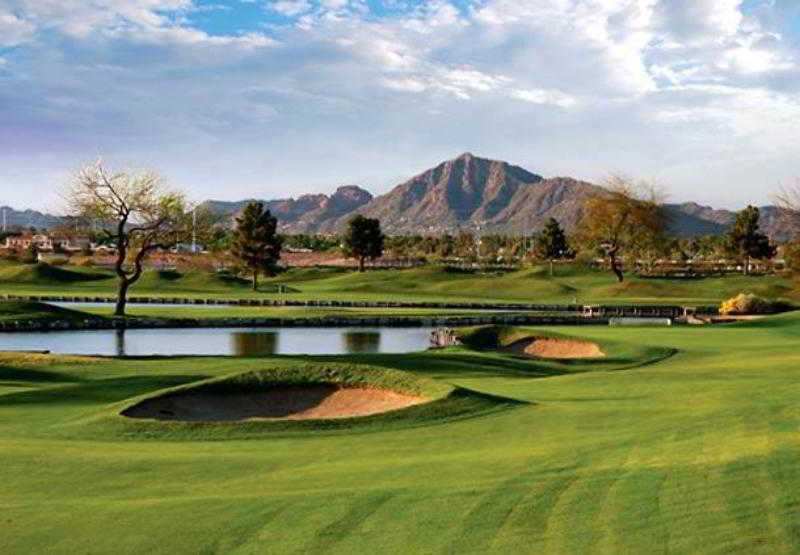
[775,182,800,239]
[576,175,668,282]
[65,160,213,316]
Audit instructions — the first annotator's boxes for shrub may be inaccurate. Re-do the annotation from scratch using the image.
[72,256,95,267]
[20,245,39,264]
[720,293,776,315]
[783,242,800,272]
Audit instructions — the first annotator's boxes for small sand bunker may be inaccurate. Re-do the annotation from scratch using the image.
[122,384,427,422]
[504,337,605,359]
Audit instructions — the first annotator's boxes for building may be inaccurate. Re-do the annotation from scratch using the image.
[4,234,54,251]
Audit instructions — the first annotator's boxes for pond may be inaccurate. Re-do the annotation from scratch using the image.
[0,327,436,357]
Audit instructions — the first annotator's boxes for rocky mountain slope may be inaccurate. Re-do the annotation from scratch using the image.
[5,154,792,240]
[201,185,373,231]
[204,153,789,239]
[321,153,603,234]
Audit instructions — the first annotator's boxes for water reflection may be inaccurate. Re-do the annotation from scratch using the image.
[231,332,278,356]
[342,331,381,354]
[115,328,126,357]
[0,327,433,356]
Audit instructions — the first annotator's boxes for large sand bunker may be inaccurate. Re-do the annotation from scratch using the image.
[504,337,605,359]
[122,384,427,422]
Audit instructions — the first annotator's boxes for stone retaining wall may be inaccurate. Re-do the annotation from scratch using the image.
[0,314,611,333]
[0,293,717,315]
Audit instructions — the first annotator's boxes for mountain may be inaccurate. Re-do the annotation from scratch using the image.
[311,153,604,234]
[0,206,64,231]
[204,154,793,239]
[665,202,790,241]
[5,154,793,240]
[201,185,373,232]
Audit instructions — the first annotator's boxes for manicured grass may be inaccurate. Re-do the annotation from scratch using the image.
[0,300,91,322]
[1,261,798,305]
[2,316,800,552]
[77,305,523,319]
[0,300,526,322]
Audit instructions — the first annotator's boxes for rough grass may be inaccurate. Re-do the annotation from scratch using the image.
[4,318,800,552]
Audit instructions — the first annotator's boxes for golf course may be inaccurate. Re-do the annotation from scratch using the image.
[1,259,799,305]
[1,265,799,553]
[8,0,800,550]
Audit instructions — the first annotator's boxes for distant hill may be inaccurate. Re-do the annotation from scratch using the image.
[201,185,373,233]
[204,153,791,240]
[5,155,793,240]
[664,202,789,241]
[0,206,64,231]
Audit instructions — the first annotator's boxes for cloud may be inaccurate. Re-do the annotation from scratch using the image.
[0,0,799,210]
[6,0,274,48]
[510,88,576,108]
[0,10,35,46]
[270,0,312,17]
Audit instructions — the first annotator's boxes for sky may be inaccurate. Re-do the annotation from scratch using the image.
[1,0,799,212]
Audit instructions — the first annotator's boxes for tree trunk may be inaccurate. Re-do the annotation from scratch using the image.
[114,279,130,317]
[358,256,365,272]
[609,252,624,282]
[744,255,750,276]
[253,270,259,291]
[549,259,554,277]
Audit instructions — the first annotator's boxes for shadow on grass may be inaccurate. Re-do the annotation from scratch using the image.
[0,365,83,383]
[0,374,205,406]
[291,351,574,379]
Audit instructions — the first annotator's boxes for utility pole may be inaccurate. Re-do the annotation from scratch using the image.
[2,208,6,232]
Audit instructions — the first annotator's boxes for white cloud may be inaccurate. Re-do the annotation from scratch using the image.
[320,0,349,8]
[7,0,274,48]
[0,10,35,46]
[270,0,312,17]
[511,88,576,108]
[1,0,799,210]
[381,77,427,92]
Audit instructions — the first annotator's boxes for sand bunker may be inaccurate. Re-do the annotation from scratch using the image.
[504,337,605,359]
[122,384,427,422]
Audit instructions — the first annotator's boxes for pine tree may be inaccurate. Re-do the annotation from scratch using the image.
[535,217,571,276]
[727,205,776,275]
[231,202,283,290]
[342,215,384,272]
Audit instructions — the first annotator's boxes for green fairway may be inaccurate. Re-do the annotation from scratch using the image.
[2,315,799,553]
[1,260,799,305]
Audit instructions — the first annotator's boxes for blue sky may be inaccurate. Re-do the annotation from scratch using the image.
[1,0,799,212]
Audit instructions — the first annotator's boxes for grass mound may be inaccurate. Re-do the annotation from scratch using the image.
[135,269,290,293]
[0,300,92,322]
[456,325,673,372]
[460,326,605,358]
[76,363,521,439]
[0,263,111,284]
